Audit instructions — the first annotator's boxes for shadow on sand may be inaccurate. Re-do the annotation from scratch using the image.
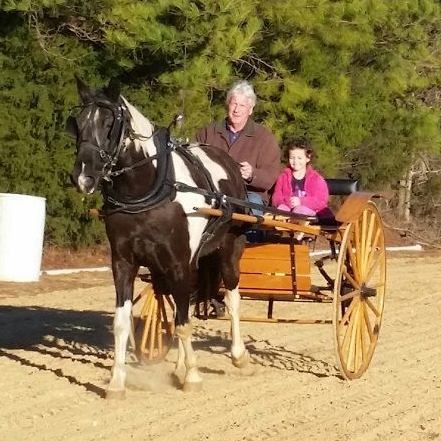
[191,325,341,379]
[0,305,114,397]
[0,305,341,398]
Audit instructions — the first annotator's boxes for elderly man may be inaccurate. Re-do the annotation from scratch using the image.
[196,80,281,209]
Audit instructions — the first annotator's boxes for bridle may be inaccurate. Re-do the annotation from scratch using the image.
[74,99,162,183]
[73,98,180,214]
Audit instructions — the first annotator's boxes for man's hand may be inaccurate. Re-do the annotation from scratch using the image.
[240,161,253,182]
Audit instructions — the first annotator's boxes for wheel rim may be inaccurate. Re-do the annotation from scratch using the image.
[333,202,386,379]
[132,285,175,363]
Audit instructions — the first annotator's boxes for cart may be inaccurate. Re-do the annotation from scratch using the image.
[131,179,386,380]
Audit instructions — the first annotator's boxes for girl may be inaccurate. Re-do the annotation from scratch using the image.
[271,139,329,217]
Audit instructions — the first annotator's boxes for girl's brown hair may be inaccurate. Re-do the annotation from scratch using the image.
[284,137,315,161]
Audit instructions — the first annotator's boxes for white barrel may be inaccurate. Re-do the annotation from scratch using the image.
[0,193,46,282]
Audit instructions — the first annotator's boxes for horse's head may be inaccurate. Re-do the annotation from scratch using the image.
[67,77,126,194]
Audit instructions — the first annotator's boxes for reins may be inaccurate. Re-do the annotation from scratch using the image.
[105,150,161,178]
[173,182,316,222]
[105,115,183,179]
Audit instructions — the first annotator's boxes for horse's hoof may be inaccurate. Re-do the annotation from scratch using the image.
[105,389,126,400]
[232,349,250,369]
[182,381,203,393]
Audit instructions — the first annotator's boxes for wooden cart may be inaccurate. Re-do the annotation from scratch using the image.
[131,180,386,380]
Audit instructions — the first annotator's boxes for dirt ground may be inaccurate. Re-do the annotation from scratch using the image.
[1,250,440,441]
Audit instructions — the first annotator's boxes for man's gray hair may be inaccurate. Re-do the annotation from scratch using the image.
[226,80,256,108]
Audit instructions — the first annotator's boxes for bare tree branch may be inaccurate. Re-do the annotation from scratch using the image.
[384,222,441,250]
[28,11,104,60]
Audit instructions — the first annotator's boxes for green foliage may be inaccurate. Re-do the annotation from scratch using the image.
[0,0,440,246]
[0,12,107,246]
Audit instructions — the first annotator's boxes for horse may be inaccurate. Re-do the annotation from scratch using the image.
[67,78,250,397]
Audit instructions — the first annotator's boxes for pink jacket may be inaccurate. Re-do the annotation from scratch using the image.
[271,166,329,212]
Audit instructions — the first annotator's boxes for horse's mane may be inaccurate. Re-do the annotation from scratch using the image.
[121,97,156,158]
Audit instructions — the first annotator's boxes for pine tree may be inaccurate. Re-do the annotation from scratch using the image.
[1,0,440,244]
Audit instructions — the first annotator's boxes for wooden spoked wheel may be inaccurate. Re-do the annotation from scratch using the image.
[131,284,175,363]
[333,202,386,379]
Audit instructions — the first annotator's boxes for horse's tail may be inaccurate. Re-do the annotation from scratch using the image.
[192,252,223,306]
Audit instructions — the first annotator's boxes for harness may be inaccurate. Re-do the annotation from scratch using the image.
[75,99,315,223]
[103,127,177,214]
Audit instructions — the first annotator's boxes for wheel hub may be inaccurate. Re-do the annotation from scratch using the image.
[360,284,376,298]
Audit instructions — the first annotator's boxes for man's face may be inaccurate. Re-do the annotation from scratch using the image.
[227,93,253,129]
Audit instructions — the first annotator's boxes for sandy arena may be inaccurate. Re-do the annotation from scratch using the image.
[1,252,440,441]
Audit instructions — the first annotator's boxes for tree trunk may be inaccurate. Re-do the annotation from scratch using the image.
[398,167,413,222]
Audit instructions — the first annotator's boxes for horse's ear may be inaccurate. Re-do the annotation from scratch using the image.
[66,115,78,138]
[103,78,121,102]
[75,75,93,103]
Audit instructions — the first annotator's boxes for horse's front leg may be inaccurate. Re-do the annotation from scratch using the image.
[224,285,249,368]
[107,260,138,399]
[173,287,203,392]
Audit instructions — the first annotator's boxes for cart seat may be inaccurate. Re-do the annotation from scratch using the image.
[312,179,359,231]
[326,178,359,196]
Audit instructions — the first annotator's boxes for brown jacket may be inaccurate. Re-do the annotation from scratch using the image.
[196,119,281,203]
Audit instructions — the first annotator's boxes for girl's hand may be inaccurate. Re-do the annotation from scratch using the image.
[290,196,300,207]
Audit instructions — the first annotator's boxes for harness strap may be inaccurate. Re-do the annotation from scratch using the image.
[103,127,176,214]
[173,144,235,264]
[174,145,219,197]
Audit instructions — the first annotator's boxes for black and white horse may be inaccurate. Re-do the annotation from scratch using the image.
[67,78,250,397]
